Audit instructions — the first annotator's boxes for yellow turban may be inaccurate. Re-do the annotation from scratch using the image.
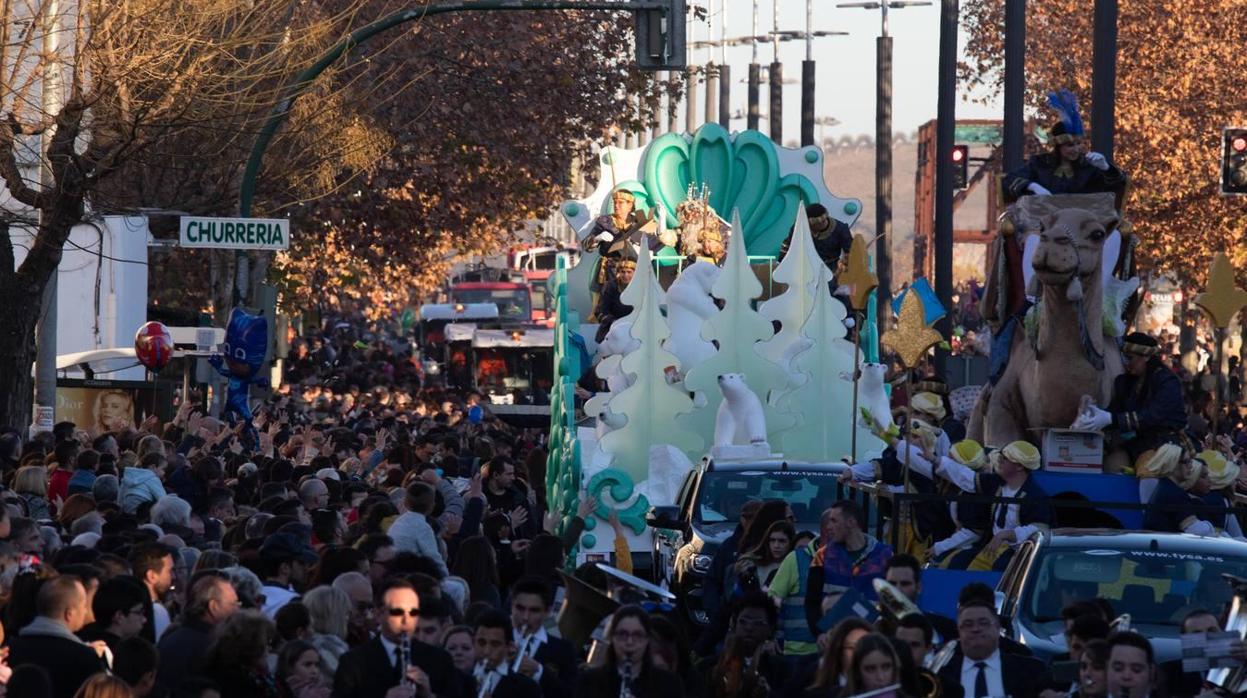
[1199,449,1240,490]
[994,440,1041,472]
[950,439,987,470]
[911,392,947,422]
[1137,443,1182,479]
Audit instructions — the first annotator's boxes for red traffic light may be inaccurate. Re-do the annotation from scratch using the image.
[1233,136,1247,153]
[951,147,966,162]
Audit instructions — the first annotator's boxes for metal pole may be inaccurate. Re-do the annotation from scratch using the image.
[32,0,62,437]
[800,0,814,146]
[749,0,761,131]
[933,0,958,376]
[705,63,717,126]
[687,66,699,132]
[1002,0,1025,172]
[719,0,730,128]
[875,35,893,333]
[1091,0,1118,160]
[770,0,782,142]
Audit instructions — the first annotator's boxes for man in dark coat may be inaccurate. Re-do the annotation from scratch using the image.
[1073,332,1188,471]
[470,611,542,698]
[156,575,241,692]
[333,579,467,698]
[510,577,579,698]
[592,255,635,343]
[779,203,853,272]
[936,600,1049,698]
[6,576,107,698]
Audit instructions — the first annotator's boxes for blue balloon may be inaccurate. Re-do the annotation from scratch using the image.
[208,308,269,423]
[468,405,483,424]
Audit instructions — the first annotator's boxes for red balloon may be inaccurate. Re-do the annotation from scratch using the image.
[134,321,174,371]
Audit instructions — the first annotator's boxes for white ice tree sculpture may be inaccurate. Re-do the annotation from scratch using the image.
[598,245,703,483]
[677,211,794,453]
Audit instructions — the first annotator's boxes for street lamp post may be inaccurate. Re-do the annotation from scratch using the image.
[838,0,931,335]
[770,0,782,143]
[772,27,847,147]
[749,0,761,130]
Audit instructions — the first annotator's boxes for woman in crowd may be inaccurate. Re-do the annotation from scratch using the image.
[442,625,476,677]
[200,610,279,697]
[574,606,683,698]
[734,520,796,594]
[302,586,352,675]
[1074,639,1110,698]
[451,534,501,609]
[276,639,331,698]
[800,617,875,698]
[14,466,51,521]
[842,633,903,697]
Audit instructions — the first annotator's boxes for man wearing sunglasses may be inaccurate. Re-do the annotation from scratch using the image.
[333,579,468,698]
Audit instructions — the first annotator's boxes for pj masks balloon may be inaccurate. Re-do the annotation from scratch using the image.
[134,322,174,371]
[209,308,269,422]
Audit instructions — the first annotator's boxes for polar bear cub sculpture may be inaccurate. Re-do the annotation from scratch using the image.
[857,362,894,433]
[714,373,768,447]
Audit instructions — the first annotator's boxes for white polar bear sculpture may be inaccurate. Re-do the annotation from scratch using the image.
[857,362,894,433]
[714,373,769,448]
[595,319,638,394]
[664,261,721,376]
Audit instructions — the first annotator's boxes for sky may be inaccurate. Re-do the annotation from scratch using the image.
[685,0,1004,141]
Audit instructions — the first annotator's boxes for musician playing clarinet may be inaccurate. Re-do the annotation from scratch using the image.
[510,577,579,698]
[333,579,467,698]
[472,611,542,698]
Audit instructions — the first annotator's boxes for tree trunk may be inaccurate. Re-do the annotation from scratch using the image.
[0,274,49,431]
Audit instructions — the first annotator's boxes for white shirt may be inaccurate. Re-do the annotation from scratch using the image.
[960,649,1005,698]
[153,602,170,641]
[261,584,299,618]
[379,635,402,667]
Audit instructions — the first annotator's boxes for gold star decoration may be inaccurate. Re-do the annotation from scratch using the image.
[881,291,944,369]
[840,234,878,312]
[1194,253,1247,329]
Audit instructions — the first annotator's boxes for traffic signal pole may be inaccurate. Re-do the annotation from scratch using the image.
[1091,0,1118,160]
[933,0,957,376]
[238,0,684,217]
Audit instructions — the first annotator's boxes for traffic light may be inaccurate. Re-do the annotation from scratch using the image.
[951,144,969,190]
[1221,128,1247,196]
[635,0,686,70]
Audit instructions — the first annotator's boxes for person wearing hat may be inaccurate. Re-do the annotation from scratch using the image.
[912,375,966,443]
[1072,332,1188,473]
[929,440,993,568]
[582,188,662,295]
[1196,448,1245,539]
[910,392,953,460]
[778,203,854,273]
[592,251,636,344]
[1002,90,1126,201]
[1141,445,1219,536]
[935,440,1051,570]
[259,529,318,618]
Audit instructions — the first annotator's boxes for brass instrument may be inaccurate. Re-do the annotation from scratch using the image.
[916,668,944,698]
[927,640,959,672]
[874,578,922,622]
[1207,574,1247,693]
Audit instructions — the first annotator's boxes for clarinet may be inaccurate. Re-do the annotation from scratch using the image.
[620,660,634,698]
[512,632,532,672]
[400,633,413,688]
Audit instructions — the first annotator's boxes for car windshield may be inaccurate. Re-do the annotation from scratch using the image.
[452,289,531,320]
[1022,547,1245,633]
[694,470,841,526]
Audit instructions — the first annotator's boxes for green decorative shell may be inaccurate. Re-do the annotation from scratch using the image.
[640,125,821,257]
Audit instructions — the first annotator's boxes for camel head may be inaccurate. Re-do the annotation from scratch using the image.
[1030,208,1118,301]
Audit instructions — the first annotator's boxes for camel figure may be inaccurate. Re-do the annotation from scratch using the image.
[969,202,1123,447]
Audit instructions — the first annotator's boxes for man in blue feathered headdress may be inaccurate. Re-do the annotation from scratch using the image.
[1003,90,1128,202]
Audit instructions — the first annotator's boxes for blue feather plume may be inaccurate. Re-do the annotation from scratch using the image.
[1046,90,1084,137]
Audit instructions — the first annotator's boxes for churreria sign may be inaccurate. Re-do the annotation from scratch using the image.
[179,216,290,251]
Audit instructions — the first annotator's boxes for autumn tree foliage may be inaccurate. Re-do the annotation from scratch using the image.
[274,8,678,304]
[960,0,1247,286]
[0,0,387,427]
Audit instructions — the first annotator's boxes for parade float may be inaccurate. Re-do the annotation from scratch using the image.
[544,124,891,570]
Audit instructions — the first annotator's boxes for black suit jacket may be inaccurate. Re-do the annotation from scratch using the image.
[7,633,107,698]
[490,673,543,698]
[332,636,468,698]
[936,649,1049,698]
[532,636,579,698]
[573,663,683,698]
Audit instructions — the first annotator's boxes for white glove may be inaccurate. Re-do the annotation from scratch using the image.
[1071,405,1112,431]
[1084,151,1110,171]
[1185,520,1216,537]
[1027,182,1053,196]
[594,232,615,244]
[843,317,856,329]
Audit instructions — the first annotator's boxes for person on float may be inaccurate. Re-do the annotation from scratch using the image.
[912,374,966,443]
[1198,448,1246,540]
[581,189,661,296]
[927,440,993,569]
[778,203,854,274]
[910,392,953,460]
[935,440,1051,571]
[1003,90,1127,201]
[843,418,953,559]
[591,253,635,344]
[1141,446,1221,537]
[1072,332,1188,474]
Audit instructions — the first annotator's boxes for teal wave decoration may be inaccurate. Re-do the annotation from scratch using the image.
[639,125,818,258]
